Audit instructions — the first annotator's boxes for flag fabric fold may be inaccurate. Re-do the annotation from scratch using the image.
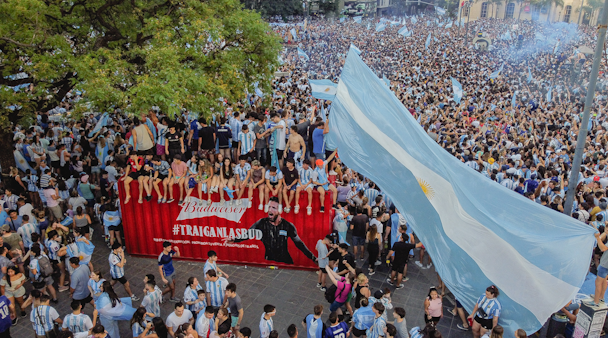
[375,23,386,32]
[353,16,362,23]
[451,77,463,104]
[425,33,431,49]
[435,6,446,15]
[527,65,533,83]
[297,47,309,61]
[350,44,362,55]
[326,49,596,337]
[88,112,109,137]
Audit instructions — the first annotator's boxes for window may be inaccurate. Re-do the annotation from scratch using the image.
[564,5,572,22]
[506,2,515,18]
[480,2,488,17]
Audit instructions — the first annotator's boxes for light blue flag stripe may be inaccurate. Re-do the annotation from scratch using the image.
[309,79,338,101]
[546,86,552,102]
[350,44,362,55]
[375,23,386,32]
[425,33,431,50]
[326,49,596,337]
[88,112,109,137]
[527,66,533,83]
[297,47,309,61]
[451,77,463,104]
[353,16,362,23]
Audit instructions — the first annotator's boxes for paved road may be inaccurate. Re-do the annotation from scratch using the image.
[10,221,473,338]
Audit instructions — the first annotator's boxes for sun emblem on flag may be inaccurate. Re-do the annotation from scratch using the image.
[417,178,435,200]
[324,87,331,92]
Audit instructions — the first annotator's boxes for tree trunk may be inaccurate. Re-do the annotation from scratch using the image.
[0,129,16,174]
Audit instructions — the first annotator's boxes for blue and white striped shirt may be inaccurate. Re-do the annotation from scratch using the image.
[299,167,313,186]
[364,188,380,205]
[142,287,162,318]
[88,278,105,300]
[30,305,60,335]
[265,171,283,184]
[133,321,146,338]
[234,163,251,182]
[18,223,38,248]
[157,124,168,145]
[25,175,39,192]
[45,239,61,261]
[205,277,228,307]
[109,252,125,278]
[203,260,217,275]
[239,131,256,155]
[229,117,243,141]
[184,284,206,313]
[476,295,501,319]
[367,315,387,338]
[62,313,93,334]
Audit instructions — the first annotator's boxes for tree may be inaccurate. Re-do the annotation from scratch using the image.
[577,0,602,24]
[0,0,282,171]
[241,0,305,17]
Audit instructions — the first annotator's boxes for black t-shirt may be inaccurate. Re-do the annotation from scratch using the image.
[282,167,299,186]
[166,132,181,149]
[198,126,216,150]
[338,252,355,273]
[351,215,369,238]
[391,242,415,266]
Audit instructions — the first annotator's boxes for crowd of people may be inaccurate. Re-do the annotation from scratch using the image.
[0,6,607,338]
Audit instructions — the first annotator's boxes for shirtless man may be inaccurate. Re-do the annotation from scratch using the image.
[284,126,306,160]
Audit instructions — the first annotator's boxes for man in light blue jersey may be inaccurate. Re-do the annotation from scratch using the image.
[367,303,386,338]
[205,269,228,310]
[203,251,229,279]
[62,300,94,336]
[295,158,314,215]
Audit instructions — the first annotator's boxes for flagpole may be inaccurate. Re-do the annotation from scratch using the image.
[564,0,608,216]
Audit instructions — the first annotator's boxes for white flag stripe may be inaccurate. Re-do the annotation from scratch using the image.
[335,80,577,323]
[310,82,337,96]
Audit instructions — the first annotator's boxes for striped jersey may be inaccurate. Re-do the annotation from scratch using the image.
[157,124,168,145]
[133,321,146,338]
[364,188,380,205]
[299,167,313,185]
[184,284,206,313]
[25,175,39,192]
[239,130,256,155]
[229,117,243,141]
[367,315,387,338]
[62,313,93,334]
[142,287,162,318]
[17,223,38,248]
[476,295,501,319]
[312,166,328,185]
[109,252,125,278]
[203,260,217,275]
[234,163,251,182]
[45,239,61,261]
[265,170,283,184]
[352,305,375,330]
[88,278,105,300]
[30,305,60,336]
[205,277,228,307]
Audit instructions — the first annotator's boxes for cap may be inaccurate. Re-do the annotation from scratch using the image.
[594,176,601,182]
[315,159,324,167]
[488,158,495,164]
[0,225,9,233]
[374,290,384,299]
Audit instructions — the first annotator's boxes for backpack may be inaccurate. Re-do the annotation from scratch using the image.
[324,282,346,304]
[37,256,54,278]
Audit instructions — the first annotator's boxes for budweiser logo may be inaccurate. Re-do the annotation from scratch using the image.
[176,198,249,223]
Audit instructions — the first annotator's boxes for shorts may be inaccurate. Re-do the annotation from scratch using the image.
[86,198,95,206]
[330,300,344,312]
[48,205,63,221]
[128,171,140,179]
[314,153,325,160]
[352,236,365,246]
[232,141,239,148]
[298,183,314,190]
[199,149,213,159]
[352,327,367,337]
[474,316,494,330]
[5,286,25,298]
[455,300,463,309]
[190,139,199,152]
[319,267,327,274]
[231,315,239,328]
[156,174,167,181]
[316,183,330,190]
[598,266,608,278]
[165,272,176,285]
[91,166,101,174]
[276,149,284,160]
[75,294,93,308]
[112,276,128,284]
[156,144,166,156]
[33,276,54,289]
[77,225,90,234]
[392,263,406,273]
[286,184,297,191]
[108,225,120,232]
[425,315,441,324]
[51,161,60,169]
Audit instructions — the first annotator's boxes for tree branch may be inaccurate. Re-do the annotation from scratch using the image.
[0,37,36,48]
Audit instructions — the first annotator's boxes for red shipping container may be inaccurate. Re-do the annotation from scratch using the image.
[119,183,334,270]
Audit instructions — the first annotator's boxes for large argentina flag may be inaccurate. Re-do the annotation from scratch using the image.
[326,49,596,336]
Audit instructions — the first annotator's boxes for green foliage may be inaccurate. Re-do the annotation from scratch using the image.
[241,0,305,18]
[0,0,282,127]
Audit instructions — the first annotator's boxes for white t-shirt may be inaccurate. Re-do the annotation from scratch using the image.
[370,218,383,235]
[105,166,118,183]
[276,120,286,150]
[166,310,193,333]
[19,203,35,221]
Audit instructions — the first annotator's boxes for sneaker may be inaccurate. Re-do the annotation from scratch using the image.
[178,200,183,206]
[51,299,58,304]
[20,311,26,318]
[58,286,69,292]
[320,287,327,292]
[403,277,410,282]
[426,263,433,269]
[395,284,404,289]
[158,199,164,204]
[368,270,375,275]
[284,207,290,213]
[415,261,424,268]
[316,283,322,288]
[11,318,18,326]
[386,278,393,284]
[374,260,381,266]
[169,297,181,303]
[167,198,175,203]
[320,206,325,213]
[198,200,203,206]
[248,200,252,208]
[457,324,470,331]
[131,294,140,301]
[259,204,264,211]
[294,206,300,214]
[264,204,269,213]
[307,206,312,215]
[146,195,152,202]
